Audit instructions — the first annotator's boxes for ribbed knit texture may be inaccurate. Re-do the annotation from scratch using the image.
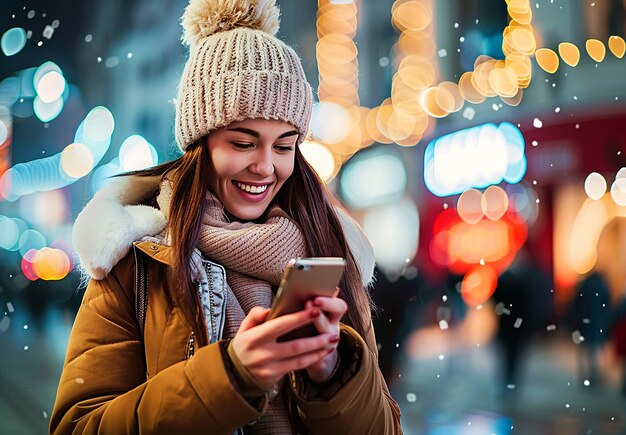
[157,181,307,434]
[175,27,314,151]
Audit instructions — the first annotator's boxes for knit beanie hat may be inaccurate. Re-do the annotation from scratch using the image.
[175,0,314,152]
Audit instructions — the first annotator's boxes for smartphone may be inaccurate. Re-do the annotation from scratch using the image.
[267,257,346,342]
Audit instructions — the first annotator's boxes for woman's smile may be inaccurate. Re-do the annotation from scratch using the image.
[231,180,272,203]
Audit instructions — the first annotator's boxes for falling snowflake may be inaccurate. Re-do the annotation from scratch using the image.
[406,393,417,403]
[462,107,475,120]
[533,118,543,128]
[43,25,54,39]
[572,330,585,344]
[0,316,10,332]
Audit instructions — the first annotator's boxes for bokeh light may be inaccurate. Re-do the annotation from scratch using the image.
[118,134,158,171]
[506,182,539,226]
[0,216,20,250]
[1,28,27,56]
[33,96,64,123]
[21,249,40,281]
[0,119,8,144]
[310,101,352,144]
[362,198,420,273]
[535,48,559,73]
[558,42,580,67]
[461,265,498,307]
[586,39,606,63]
[339,147,406,208]
[83,106,115,143]
[33,62,63,96]
[424,123,526,197]
[60,143,94,179]
[36,70,66,103]
[457,189,484,224]
[18,229,46,257]
[584,172,607,200]
[19,190,68,228]
[610,178,626,206]
[33,248,71,281]
[481,185,509,221]
[0,106,115,201]
[608,36,625,58]
[300,140,336,181]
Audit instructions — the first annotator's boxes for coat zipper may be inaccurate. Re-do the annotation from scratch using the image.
[186,332,195,359]
[133,247,147,339]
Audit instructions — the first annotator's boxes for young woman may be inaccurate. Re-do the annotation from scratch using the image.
[50,1,402,433]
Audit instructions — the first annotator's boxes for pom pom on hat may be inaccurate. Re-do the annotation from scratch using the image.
[182,0,280,47]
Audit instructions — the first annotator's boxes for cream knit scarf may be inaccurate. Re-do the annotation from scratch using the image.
[157,180,308,434]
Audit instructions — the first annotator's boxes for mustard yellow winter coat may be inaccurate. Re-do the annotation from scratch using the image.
[50,241,403,434]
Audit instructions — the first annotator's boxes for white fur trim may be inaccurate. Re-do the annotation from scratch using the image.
[72,176,166,280]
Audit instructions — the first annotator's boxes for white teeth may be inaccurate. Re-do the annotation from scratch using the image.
[234,182,268,194]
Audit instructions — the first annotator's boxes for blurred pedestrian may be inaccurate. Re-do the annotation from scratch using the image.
[492,264,532,396]
[565,271,611,387]
[609,296,626,397]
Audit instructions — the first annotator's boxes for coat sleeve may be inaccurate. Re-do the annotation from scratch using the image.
[50,256,263,434]
[290,322,403,435]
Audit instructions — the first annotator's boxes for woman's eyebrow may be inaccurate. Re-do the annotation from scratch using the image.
[225,127,299,139]
[278,130,299,139]
[226,127,259,137]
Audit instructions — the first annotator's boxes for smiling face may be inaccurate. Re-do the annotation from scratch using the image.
[206,118,299,221]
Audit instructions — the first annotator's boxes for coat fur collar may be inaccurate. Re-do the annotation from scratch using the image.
[73,176,376,286]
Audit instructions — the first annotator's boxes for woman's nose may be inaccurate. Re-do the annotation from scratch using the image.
[249,150,274,177]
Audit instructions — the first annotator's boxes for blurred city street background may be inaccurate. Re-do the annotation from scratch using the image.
[1,0,626,434]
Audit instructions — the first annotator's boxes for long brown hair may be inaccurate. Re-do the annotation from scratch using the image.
[125,138,373,345]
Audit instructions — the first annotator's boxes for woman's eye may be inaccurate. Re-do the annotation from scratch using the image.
[232,142,253,149]
[275,145,294,152]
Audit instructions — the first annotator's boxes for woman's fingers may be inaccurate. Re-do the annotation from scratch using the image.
[312,296,347,322]
[239,307,271,331]
[256,307,320,339]
[274,332,338,358]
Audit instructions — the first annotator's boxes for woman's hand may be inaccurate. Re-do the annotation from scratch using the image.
[231,306,338,390]
[304,289,348,383]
